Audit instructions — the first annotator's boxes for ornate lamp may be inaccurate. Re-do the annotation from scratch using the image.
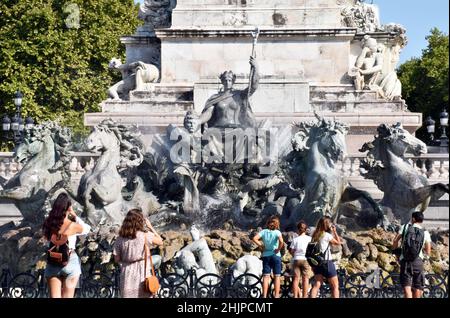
[440,109,449,128]
[14,90,23,108]
[1,90,34,147]
[425,116,436,142]
[25,116,35,130]
[439,109,449,150]
[10,114,19,132]
[2,115,11,132]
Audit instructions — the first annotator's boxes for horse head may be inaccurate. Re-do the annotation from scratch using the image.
[85,123,120,154]
[292,114,349,164]
[14,139,41,164]
[317,119,349,163]
[377,123,427,158]
[14,122,56,166]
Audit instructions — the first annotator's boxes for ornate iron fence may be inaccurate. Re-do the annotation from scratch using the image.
[0,268,447,298]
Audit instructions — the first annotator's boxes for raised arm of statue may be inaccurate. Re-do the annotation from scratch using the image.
[355,47,371,69]
[247,56,259,96]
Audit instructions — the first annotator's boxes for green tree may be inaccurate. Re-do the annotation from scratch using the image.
[0,0,140,147]
[398,28,449,142]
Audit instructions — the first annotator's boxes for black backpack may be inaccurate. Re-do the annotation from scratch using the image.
[305,241,330,267]
[401,224,425,262]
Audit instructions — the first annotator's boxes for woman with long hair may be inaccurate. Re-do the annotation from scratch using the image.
[289,220,313,298]
[309,216,342,298]
[42,193,91,298]
[113,209,163,298]
[252,215,285,298]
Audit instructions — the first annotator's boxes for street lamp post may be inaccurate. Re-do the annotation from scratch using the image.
[425,116,436,144]
[1,90,35,148]
[439,109,449,151]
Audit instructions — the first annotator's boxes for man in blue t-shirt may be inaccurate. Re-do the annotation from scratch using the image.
[252,216,285,298]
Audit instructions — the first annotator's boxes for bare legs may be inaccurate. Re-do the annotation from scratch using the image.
[309,275,340,299]
[309,275,323,298]
[328,276,340,298]
[47,277,63,298]
[262,275,281,298]
[302,274,310,298]
[273,275,281,298]
[403,286,423,299]
[47,275,80,298]
[292,273,301,298]
[291,272,310,298]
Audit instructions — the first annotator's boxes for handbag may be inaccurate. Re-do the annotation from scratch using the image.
[143,235,160,295]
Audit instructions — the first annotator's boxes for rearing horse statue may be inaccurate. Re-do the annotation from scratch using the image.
[283,114,385,229]
[0,122,68,222]
[360,123,449,223]
[78,119,151,226]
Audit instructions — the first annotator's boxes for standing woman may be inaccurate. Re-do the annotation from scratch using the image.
[252,216,285,298]
[289,220,313,298]
[309,216,342,298]
[42,193,91,298]
[113,209,163,298]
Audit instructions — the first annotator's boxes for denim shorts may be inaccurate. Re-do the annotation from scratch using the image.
[262,255,282,276]
[312,261,337,279]
[45,253,82,280]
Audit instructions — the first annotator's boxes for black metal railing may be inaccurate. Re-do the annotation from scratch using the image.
[0,268,447,298]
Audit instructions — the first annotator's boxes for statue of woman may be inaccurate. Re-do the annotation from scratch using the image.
[186,56,259,132]
[182,56,259,164]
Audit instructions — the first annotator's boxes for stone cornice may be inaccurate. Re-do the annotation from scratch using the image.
[120,35,160,44]
[155,28,357,39]
[84,111,422,128]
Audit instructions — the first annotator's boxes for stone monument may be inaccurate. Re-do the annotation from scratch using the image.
[85,0,419,155]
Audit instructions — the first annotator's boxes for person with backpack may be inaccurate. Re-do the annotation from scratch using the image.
[113,209,163,298]
[392,211,432,298]
[308,216,342,298]
[252,215,285,298]
[42,193,91,298]
[289,220,313,298]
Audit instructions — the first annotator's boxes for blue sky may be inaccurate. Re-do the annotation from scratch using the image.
[135,0,449,64]
[375,0,449,63]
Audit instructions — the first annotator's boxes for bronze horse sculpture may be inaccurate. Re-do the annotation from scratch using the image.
[0,122,69,223]
[360,123,449,223]
[282,114,386,229]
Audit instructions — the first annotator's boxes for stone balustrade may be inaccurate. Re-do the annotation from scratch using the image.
[0,152,100,182]
[339,153,449,181]
[0,152,448,183]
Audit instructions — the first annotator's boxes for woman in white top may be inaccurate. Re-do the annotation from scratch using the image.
[42,193,91,298]
[309,216,342,298]
[289,220,313,298]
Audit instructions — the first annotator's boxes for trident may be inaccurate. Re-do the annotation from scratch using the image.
[250,26,260,58]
